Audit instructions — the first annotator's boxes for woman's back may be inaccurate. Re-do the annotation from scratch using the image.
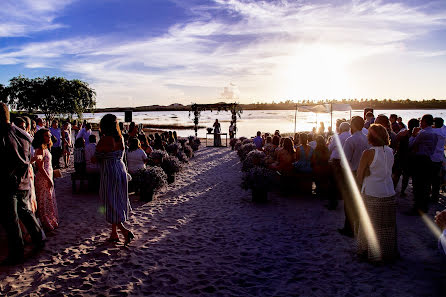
[362,146,395,197]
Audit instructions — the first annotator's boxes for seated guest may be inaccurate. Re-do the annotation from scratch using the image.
[357,124,397,263]
[73,137,86,174]
[85,135,99,174]
[311,136,332,203]
[263,136,275,157]
[270,138,295,175]
[127,138,148,175]
[294,133,313,173]
[128,122,138,138]
[435,209,446,256]
[253,131,263,149]
[153,133,165,150]
[138,134,153,155]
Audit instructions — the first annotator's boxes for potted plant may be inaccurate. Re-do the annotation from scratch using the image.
[166,143,179,155]
[229,138,238,150]
[148,150,168,166]
[188,136,201,151]
[182,144,194,158]
[242,166,278,202]
[133,167,167,202]
[234,140,242,151]
[207,127,213,133]
[162,155,182,183]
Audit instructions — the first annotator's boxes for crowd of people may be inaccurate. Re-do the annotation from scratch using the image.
[0,105,191,265]
[246,111,446,262]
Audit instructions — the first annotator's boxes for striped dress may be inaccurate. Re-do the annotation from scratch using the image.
[96,150,131,223]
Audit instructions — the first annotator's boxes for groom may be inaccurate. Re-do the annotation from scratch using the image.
[0,103,44,265]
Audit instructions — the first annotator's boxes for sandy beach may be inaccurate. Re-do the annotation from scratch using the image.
[1,146,445,296]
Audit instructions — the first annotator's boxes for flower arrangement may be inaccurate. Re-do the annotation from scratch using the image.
[166,143,179,155]
[229,138,238,150]
[178,138,188,145]
[133,167,167,201]
[242,150,266,172]
[237,143,257,160]
[188,136,201,151]
[182,144,194,158]
[242,138,253,145]
[148,150,169,166]
[207,128,213,133]
[177,151,189,163]
[162,155,182,183]
[234,141,242,151]
[239,137,247,142]
[242,166,277,190]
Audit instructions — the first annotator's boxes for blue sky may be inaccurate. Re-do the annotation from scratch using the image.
[1,0,445,107]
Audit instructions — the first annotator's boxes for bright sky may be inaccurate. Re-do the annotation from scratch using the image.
[1,0,445,107]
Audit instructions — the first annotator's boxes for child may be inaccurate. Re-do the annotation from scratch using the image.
[73,137,86,174]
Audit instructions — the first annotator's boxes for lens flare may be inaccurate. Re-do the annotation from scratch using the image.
[333,133,380,257]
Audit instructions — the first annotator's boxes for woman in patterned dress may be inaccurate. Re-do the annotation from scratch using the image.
[32,128,59,232]
[95,114,134,245]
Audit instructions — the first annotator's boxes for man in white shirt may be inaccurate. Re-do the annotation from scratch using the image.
[76,123,92,145]
[327,122,350,211]
[85,134,98,174]
[36,118,45,131]
[339,117,370,237]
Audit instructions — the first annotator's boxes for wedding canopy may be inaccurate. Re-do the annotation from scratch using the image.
[294,103,352,133]
[190,103,242,137]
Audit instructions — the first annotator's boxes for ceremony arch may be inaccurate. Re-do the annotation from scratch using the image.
[189,103,242,137]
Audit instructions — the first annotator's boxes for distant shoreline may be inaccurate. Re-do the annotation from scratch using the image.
[90,100,446,113]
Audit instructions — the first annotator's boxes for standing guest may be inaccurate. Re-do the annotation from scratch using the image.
[127,138,148,175]
[318,122,325,135]
[253,131,263,150]
[390,114,400,134]
[229,121,235,139]
[76,123,92,145]
[85,135,99,174]
[30,119,37,137]
[308,134,317,149]
[397,117,407,131]
[393,119,419,194]
[274,130,281,137]
[364,112,375,129]
[408,114,437,214]
[71,120,80,138]
[375,115,397,151]
[339,116,370,237]
[32,129,59,232]
[311,136,331,202]
[23,116,32,133]
[294,133,313,173]
[14,117,26,130]
[356,124,397,263]
[61,122,72,168]
[49,119,62,169]
[73,137,86,174]
[36,118,45,131]
[431,117,446,202]
[95,114,134,245]
[0,103,44,265]
[213,119,221,147]
[326,126,333,138]
[329,122,351,215]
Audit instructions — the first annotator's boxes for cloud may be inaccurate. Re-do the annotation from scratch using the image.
[0,0,445,105]
[0,0,75,37]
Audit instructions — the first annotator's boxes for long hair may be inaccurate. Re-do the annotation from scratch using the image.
[32,128,52,149]
[100,114,122,141]
[283,138,295,155]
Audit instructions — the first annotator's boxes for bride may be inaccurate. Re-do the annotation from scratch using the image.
[213,119,221,147]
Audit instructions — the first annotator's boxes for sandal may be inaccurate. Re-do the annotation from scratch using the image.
[124,231,135,246]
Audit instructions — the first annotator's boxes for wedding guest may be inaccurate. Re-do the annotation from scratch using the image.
[173,131,178,142]
[128,122,138,138]
[408,114,437,214]
[294,133,313,173]
[127,138,148,175]
[311,136,331,202]
[76,123,92,145]
[138,134,153,155]
[397,117,407,131]
[95,114,134,245]
[263,136,275,157]
[153,133,165,150]
[318,122,325,135]
[308,134,316,149]
[339,116,370,237]
[356,124,397,262]
[393,119,419,194]
[14,117,26,130]
[253,131,263,150]
[229,121,235,139]
[30,119,37,137]
[73,137,86,174]
[431,117,446,202]
[71,120,80,138]
[271,137,295,175]
[36,118,45,131]
[375,115,397,150]
[32,129,59,232]
[85,135,99,174]
[49,119,62,169]
[390,114,400,134]
[0,103,43,265]
[61,122,72,168]
[364,112,375,129]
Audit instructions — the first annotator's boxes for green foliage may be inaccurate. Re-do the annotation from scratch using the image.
[3,76,96,119]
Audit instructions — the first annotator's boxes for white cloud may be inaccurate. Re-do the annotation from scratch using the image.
[0,0,445,105]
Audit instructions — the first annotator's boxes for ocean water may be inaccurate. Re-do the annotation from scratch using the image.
[80,109,446,138]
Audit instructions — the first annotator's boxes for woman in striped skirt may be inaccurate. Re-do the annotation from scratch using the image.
[356,124,398,262]
[95,114,134,245]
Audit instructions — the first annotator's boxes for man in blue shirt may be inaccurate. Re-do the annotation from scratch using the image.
[408,114,437,214]
[49,119,62,169]
[253,131,263,150]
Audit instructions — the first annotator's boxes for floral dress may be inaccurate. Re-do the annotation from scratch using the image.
[35,148,59,231]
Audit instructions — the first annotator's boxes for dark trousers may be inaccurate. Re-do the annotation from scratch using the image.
[329,159,343,209]
[51,146,62,169]
[431,161,442,201]
[412,155,433,212]
[0,190,43,259]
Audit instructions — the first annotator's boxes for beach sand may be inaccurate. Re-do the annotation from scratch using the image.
[1,147,445,296]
